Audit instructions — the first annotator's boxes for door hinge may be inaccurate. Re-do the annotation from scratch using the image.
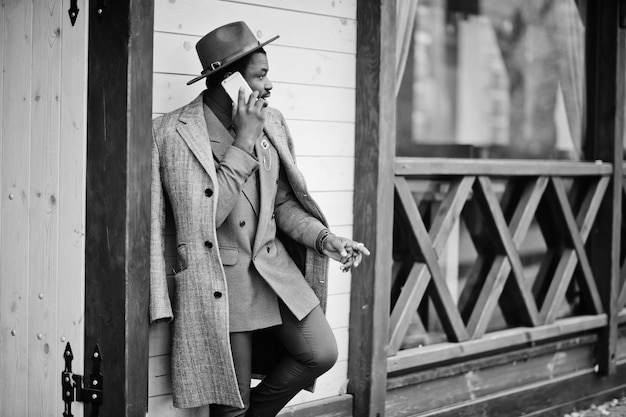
[62,342,103,417]
[68,0,79,26]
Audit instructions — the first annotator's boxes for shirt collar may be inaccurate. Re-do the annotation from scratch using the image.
[203,92,232,129]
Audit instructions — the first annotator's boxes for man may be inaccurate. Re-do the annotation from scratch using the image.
[150,21,369,417]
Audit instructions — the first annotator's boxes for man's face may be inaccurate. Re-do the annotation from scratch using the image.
[242,52,272,101]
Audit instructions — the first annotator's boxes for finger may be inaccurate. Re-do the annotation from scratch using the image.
[237,87,247,108]
[247,90,260,109]
[259,102,269,119]
[355,243,371,257]
[332,240,348,257]
[339,255,353,265]
[231,100,238,119]
[340,260,355,273]
[342,257,356,268]
[322,249,343,263]
[256,97,268,109]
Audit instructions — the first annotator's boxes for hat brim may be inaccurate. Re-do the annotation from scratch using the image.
[187,35,280,85]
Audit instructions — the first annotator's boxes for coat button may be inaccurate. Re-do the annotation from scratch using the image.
[204,241,213,248]
[239,220,246,227]
[205,188,213,197]
[213,291,222,299]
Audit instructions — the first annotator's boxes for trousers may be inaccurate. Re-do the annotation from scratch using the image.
[209,303,338,417]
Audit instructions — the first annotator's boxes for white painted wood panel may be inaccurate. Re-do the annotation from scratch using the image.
[327,267,352,296]
[155,0,356,53]
[28,2,62,413]
[288,121,355,157]
[310,191,353,226]
[154,34,355,89]
[296,157,355,192]
[334,327,349,362]
[0,1,87,415]
[326,293,351,329]
[1,2,33,415]
[57,0,88,414]
[226,0,356,19]
[152,74,355,122]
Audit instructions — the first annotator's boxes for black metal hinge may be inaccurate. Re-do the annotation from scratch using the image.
[62,342,103,417]
[68,0,79,26]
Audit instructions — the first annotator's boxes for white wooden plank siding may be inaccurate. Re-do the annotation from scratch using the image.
[153,75,356,121]
[0,0,87,415]
[29,2,62,413]
[0,2,32,415]
[149,0,357,412]
[57,2,89,415]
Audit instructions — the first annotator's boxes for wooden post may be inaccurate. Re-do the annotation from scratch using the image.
[349,1,396,416]
[85,1,154,415]
[584,0,624,375]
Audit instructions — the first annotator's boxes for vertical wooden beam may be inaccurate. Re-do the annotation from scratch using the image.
[85,1,153,415]
[349,1,396,416]
[584,0,624,375]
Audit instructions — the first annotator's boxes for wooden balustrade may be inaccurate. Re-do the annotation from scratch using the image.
[389,158,614,368]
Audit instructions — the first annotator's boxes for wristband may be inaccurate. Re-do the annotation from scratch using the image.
[316,229,331,255]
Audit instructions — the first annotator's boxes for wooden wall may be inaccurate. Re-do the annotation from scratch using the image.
[149,0,357,413]
[0,0,88,415]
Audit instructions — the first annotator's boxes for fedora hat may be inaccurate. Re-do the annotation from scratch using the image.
[187,21,279,85]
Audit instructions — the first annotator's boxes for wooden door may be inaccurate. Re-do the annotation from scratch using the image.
[0,0,88,415]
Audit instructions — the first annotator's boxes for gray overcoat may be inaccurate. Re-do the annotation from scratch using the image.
[150,94,330,409]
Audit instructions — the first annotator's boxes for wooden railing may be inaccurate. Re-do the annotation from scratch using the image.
[389,158,614,373]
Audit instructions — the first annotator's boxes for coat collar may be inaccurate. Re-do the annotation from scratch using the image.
[203,101,234,162]
[176,93,218,179]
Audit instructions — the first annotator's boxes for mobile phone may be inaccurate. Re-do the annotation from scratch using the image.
[221,71,254,104]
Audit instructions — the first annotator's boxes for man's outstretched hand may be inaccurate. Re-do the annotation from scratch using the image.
[322,234,371,272]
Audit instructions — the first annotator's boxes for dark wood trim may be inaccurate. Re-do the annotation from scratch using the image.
[408,361,626,417]
[85,1,154,415]
[387,314,606,373]
[386,337,599,416]
[395,158,612,177]
[387,333,598,390]
[350,1,396,416]
[584,0,624,375]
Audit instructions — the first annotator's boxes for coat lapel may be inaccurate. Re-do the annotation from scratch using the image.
[203,103,235,162]
[177,94,218,180]
[203,106,263,216]
[253,135,278,255]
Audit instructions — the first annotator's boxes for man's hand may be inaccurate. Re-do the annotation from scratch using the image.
[322,234,371,272]
[231,88,268,153]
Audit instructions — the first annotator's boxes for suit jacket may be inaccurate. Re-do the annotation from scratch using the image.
[150,93,330,409]
[205,105,323,331]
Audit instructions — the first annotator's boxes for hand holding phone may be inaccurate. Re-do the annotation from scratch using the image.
[221,72,254,104]
[224,71,267,153]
